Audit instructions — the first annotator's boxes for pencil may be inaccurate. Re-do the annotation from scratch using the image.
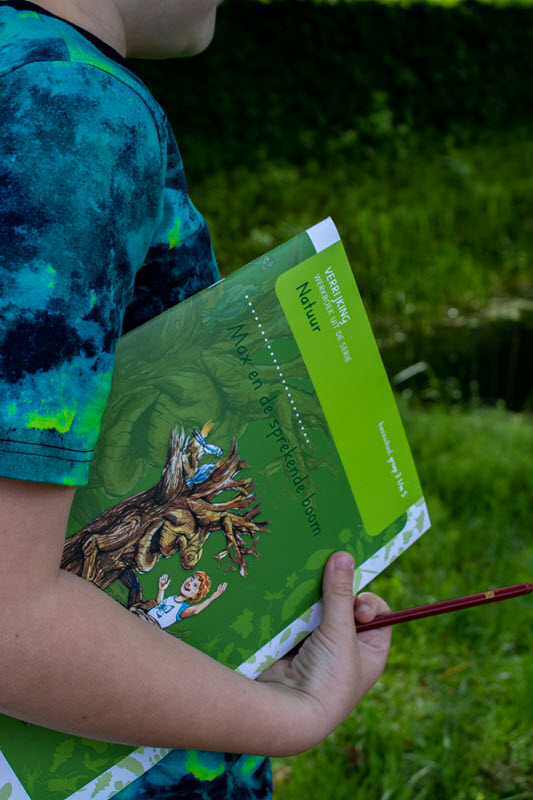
[355,582,533,633]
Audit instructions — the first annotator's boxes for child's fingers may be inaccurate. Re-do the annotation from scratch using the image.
[355,593,393,658]
[320,552,357,641]
[354,592,391,624]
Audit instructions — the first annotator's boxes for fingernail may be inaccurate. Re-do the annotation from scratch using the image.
[334,553,354,571]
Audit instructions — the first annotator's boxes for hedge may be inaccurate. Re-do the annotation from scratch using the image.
[134,0,533,174]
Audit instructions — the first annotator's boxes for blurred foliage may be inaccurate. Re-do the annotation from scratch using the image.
[135,0,533,177]
[192,137,533,317]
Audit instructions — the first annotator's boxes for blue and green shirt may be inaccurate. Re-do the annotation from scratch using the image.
[0,0,219,487]
[0,3,272,798]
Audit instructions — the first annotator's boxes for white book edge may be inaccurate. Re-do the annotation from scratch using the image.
[306,217,340,253]
[0,751,31,800]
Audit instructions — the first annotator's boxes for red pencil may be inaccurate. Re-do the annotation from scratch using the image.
[355,582,533,633]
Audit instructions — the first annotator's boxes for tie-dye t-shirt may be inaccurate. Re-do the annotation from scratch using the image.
[0,0,219,487]
[0,3,272,798]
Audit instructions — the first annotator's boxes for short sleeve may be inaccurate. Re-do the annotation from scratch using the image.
[121,118,220,334]
[0,60,165,485]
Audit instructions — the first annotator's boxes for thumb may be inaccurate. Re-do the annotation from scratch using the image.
[320,552,356,638]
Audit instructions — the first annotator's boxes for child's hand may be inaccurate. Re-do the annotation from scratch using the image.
[212,582,228,598]
[159,574,171,590]
[256,552,391,747]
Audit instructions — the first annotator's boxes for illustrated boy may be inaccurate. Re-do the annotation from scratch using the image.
[0,1,392,798]
[131,571,228,629]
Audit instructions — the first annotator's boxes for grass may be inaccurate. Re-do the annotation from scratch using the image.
[192,135,533,320]
[272,405,533,799]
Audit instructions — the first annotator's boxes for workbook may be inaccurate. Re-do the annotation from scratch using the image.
[0,218,430,800]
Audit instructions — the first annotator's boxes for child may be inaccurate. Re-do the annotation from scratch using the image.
[131,572,228,628]
[0,1,392,798]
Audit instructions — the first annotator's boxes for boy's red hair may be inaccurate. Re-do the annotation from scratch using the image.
[192,570,211,602]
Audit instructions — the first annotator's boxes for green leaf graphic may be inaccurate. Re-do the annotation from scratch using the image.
[81,739,110,754]
[238,647,253,662]
[0,783,13,800]
[281,579,316,621]
[230,609,254,638]
[91,772,112,798]
[119,756,144,778]
[339,528,352,544]
[303,549,331,571]
[279,626,293,644]
[50,739,76,773]
[219,642,235,663]
[204,633,222,655]
[264,590,284,603]
[259,614,272,642]
[384,539,396,558]
[19,766,42,794]
[354,538,366,565]
[285,571,299,588]
[48,776,81,793]
[256,656,276,672]
[403,528,415,544]
[83,753,109,773]
[299,605,315,624]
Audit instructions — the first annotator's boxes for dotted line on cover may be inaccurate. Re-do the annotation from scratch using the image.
[246,296,309,443]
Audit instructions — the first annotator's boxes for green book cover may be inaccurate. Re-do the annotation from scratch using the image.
[0,218,430,800]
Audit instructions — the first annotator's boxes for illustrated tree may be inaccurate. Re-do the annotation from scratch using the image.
[61,422,269,606]
[75,266,332,506]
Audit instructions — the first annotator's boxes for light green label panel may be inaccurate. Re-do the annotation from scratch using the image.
[275,241,422,536]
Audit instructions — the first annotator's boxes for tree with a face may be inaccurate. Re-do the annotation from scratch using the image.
[61,422,269,606]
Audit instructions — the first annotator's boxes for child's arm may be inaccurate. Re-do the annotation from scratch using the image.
[181,582,228,617]
[156,574,171,604]
[0,478,391,757]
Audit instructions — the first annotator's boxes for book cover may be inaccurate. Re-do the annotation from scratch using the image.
[0,218,430,800]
